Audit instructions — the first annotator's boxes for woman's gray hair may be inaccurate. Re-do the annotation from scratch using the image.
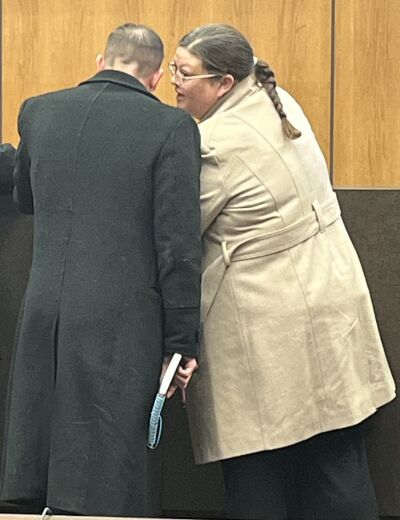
[179,24,301,139]
[179,24,253,80]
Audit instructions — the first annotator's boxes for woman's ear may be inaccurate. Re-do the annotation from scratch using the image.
[217,74,235,98]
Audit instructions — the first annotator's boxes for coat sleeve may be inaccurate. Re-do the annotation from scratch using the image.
[0,143,16,195]
[153,113,202,357]
[13,100,33,214]
[200,146,229,234]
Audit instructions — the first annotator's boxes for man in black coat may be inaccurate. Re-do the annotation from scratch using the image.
[0,143,15,194]
[0,23,201,516]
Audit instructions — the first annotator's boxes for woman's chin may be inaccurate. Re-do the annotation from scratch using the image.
[176,98,196,117]
[177,95,193,110]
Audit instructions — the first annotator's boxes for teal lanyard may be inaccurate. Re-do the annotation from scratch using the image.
[147,393,166,449]
[147,353,182,449]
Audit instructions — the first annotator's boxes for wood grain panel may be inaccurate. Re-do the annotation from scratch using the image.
[208,0,332,163]
[2,0,331,163]
[334,0,400,187]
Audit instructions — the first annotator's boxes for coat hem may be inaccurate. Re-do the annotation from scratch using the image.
[193,387,396,465]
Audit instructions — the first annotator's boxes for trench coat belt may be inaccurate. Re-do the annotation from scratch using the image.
[201,193,341,323]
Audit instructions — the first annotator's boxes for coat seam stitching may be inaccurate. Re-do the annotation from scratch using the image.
[234,153,287,227]
[225,112,306,217]
[55,83,109,324]
[287,247,329,428]
[226,270,266,449]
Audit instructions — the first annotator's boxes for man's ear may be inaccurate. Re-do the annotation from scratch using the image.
[148,67,164,92]
[96,54,106,72]
[216,74,235,99]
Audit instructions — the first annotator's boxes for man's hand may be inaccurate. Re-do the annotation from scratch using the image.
[160,355,198,399]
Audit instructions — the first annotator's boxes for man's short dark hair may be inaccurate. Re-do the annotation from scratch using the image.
[104,23,164,77]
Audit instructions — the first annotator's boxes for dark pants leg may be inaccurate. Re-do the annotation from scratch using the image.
[221,424,379,520]
[221,448,299,520]
[295,425,379,520]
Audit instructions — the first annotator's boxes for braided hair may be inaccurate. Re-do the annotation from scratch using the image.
[254,59,301,139]
[179,24,301,139]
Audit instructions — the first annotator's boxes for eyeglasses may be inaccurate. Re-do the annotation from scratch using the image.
[168,61,221,84]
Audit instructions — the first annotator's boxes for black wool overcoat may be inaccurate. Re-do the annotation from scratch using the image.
[0,70,201,516]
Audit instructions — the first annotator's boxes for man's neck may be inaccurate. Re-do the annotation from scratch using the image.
[106,65,150,91]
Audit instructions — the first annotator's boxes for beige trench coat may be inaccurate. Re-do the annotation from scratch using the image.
[187,75,395,464]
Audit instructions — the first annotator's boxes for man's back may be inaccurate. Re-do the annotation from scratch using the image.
[16,70,199,311]
[1,69,201,516]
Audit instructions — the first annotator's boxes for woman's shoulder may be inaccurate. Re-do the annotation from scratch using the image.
[199,109,252,159]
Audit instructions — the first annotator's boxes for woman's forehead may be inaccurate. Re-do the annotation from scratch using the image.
[174,46,202,67]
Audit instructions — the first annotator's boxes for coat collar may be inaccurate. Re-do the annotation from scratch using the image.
[79,69,160,102]
[200,74,260,123]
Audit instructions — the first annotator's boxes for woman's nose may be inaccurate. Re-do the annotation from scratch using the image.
[170,74,180,87]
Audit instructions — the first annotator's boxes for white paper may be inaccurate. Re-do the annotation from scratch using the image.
[159,353,182,395]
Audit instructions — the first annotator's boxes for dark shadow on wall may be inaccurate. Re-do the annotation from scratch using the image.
[337,189,400,518]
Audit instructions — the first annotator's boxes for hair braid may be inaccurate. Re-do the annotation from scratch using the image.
[254,60,301,140]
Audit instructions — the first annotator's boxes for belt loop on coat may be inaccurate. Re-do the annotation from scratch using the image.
[312,200,327,233]
[221,241,231,266]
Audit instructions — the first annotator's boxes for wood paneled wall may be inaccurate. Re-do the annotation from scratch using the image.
[334,0,400,187]
[2,0,331,162]
[3,1,400,186]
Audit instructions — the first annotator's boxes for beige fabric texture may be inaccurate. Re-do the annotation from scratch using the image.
[186,75,396,465]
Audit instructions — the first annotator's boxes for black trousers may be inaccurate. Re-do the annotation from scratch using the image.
[221,424,379,520]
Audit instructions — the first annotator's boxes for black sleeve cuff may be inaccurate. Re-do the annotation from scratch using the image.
[163,306,200,358]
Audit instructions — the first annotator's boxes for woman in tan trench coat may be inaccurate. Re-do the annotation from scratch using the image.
[170,24,395,520]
